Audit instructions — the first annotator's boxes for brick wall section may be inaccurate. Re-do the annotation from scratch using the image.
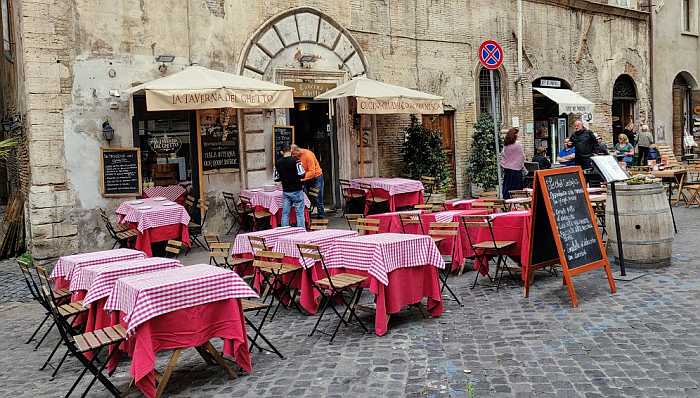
[375,114,411,178]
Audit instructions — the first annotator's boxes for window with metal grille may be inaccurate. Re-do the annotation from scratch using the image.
[479,68,502,126]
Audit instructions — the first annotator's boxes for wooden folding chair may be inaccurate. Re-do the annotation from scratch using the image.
[428,222,463,306]
[98,208,137,249]
[682,164,700,207]
[297,243,368,342]
[359,182,389,214]
[240,299,284,359]
[164,240,184,259]
[223,191,252,235]
[413,203,435,213]
[339,178,366,216]
[355,218,380,235]
[239,196,272,231]
[344,213,362,230]
[247,235,270,254]
[399,212,424,234]
[508,190,530,199]
[461,215,517,291]
[252,250,302,320]
[307,187,321,216]
[209,242,233,268]
[309,218,329,231]
[188,200,208,249]
[420,176,436,203]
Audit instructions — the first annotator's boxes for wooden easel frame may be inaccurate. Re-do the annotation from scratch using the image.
[524,166,616,307]
[99,147,142,197]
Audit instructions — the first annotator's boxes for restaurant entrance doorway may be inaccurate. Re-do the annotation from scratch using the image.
[290,101,335,207]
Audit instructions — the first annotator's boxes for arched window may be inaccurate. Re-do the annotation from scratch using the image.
[479,68,502,126]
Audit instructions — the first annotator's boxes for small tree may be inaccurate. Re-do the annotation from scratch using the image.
[401,116,449,190]
[467,112,501,190]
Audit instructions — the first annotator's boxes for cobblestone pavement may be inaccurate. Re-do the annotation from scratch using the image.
[2,209,700,397]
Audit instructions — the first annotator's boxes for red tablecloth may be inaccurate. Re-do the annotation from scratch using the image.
[444,198,493,210]
[349,178,425,214]
[142,185,186,203]
[126,222,190,257]
[116,198,191,256]
[463,211,531,279]
[367,210,424,234]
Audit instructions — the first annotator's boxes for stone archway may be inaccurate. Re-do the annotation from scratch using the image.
[672,72,698,156]
[612,74,638,142]
[238,7,368,80]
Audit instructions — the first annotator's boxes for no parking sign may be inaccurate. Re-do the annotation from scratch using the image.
[478,40,504,70]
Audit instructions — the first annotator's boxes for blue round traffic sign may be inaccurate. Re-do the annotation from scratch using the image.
[479,40,504,70]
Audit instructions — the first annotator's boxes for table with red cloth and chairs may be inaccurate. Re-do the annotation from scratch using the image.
[463,210,531,281]
[271,228,359,314]
[420,209,490,272]
[367,209,424,233]
[115,197,191,256]
[350,177,425,214]
[444,198,495,210]
[230,226,307,276]
[239,188,311,228]
[143,185,187,204]
[49,248,146,290]
[322,233,444,336]
[103,264,257,398]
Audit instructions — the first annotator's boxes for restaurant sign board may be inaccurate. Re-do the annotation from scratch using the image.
[148,135,181,154]
[356,97,444,115]
[286,82,337,98]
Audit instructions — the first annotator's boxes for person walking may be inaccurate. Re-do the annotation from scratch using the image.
[291,144,325,219]
[614,134,635,167]
[569,120,599,170]
[500,127,525,199]
[636,124,654,166]
[274,144,306,227]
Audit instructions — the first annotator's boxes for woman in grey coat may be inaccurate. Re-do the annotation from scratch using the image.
[636,124,654,166]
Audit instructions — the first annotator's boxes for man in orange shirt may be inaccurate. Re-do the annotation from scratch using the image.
[291,144,325,218]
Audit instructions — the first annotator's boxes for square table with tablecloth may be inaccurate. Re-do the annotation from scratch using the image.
[50,249,146,290]
[367,210,425,234]
[322,233,444,336]
[463,210,531,279]
[240,188,311,228]
[104,264,257,398]
[143,185,187,204]
[350,178,424,214]
[116,197,191,256]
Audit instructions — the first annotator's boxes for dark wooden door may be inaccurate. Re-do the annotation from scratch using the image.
[422,111,456,197]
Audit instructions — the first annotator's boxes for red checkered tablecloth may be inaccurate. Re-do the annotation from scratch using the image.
[50,248,145,281]
[104,264,258,334]
[116,198,190,233]
[230,226,306,256]
[80,258,182,306]
[240,188,311,215]
[324,233,444,285]
[273,229,358,267]
[432,210,469,223]
[143,185,186,202]
[349,178,424,196]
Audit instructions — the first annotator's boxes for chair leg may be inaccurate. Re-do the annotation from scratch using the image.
[245,315,284,359]
[51,348,71,379]
[309,294,330,337]
[41,338,63,370]
[346,287,369,333]
[79,346,123,398]
[248,302,273,351]
[35,321,55,350]
[26,313,50,344]
[440,270,463,306]
[64,346,103,398]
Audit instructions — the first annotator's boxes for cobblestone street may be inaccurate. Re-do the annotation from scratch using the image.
[1,209,700,398]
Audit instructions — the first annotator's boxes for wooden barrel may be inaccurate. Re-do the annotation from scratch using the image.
[605,183,674,268]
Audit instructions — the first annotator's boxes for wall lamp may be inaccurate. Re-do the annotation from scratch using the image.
[156,55,175,74]
[102,121,114,145]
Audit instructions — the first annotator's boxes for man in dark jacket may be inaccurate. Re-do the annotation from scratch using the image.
[274,144,306,227]
[569,120,598,170]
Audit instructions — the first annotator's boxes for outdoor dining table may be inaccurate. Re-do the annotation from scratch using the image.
[142,185,187,204]
[420,209,489,272]
[49,248,145,290]
[271,229,359,314]
[444,198,493,210]
[104,264,257,398]
[350,177,425,214]
[465,210,531,279]
[116,197,191,256]
[240,188,311,228]
[366,209,424,233]
[322,233,444,336]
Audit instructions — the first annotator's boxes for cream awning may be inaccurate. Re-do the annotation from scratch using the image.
[533,87,594,115]
[126,65,294,114]
[314,76,444,114]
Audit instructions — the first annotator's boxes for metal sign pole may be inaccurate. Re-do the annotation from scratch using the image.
[489,69,503,198]
[609,181,626,276]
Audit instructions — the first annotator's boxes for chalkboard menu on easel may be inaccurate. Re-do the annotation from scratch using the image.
[273,125,295,161]
[100,147,142,197]
[525,166,616,307]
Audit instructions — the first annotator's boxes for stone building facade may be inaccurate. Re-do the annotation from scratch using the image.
[0,0,650,260]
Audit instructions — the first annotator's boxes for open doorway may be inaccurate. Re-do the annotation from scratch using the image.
[290,101,334,207]
[612,74,637,143]
[532,77,571,162]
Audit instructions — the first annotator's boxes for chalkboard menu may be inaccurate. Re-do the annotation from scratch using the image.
[525,166,616,307]
[273,125,295,161]
[100,147,142,197]
[200,109,240,172]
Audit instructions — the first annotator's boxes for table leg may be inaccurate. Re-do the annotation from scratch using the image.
[203,342,237,380]
[668,182,678,234]
[155,349,182,398]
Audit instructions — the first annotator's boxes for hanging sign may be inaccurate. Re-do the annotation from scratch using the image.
[524,166,617,307]
[478,40,504,70]
[148,135,181,154]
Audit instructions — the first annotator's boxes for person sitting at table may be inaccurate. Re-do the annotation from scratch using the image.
[614,133,635,167]
[291,144,325,219]
[532,147,551,170]
[274,144,306,227]
[558,138,576,166]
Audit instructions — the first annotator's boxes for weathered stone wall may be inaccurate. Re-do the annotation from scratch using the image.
[10,0,650,257]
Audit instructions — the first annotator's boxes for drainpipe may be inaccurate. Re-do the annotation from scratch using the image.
[517,0,523,80]
[647,0,655,136]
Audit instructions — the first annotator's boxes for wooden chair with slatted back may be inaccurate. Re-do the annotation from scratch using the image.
[359,182,389,214]
[98,208,138,249]
[428,222,463,306]
[344,213,362,230]
[355,218,380,235]
[420,176,436,202]
[252,250,303,319]
[478,191,498,198]
[307,187,321,215]
[164,240,184,259]
[309,218,329,231]
[239,195,272,231]
[208,242,233,268]
[399,212,424,234]
[508,190,530,199]
[247,235,270,255]
[460,215,517,291]
[682,163,700,207]
[188,200,208,249]
[204,234,220,249]
[339,178,366,215]
[297,243,368,342]
[414,203,435,213]
[431,201,446,212]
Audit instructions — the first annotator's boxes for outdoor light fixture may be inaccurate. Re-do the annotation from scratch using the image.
[156,55,175,74]
[102,121,115,145]
[297,102,310,112]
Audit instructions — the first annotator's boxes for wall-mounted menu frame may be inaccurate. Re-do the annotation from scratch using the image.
[200,108,240,174]
[100,147,142,197]
[524,166,616,307]
[272,125,295,162]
